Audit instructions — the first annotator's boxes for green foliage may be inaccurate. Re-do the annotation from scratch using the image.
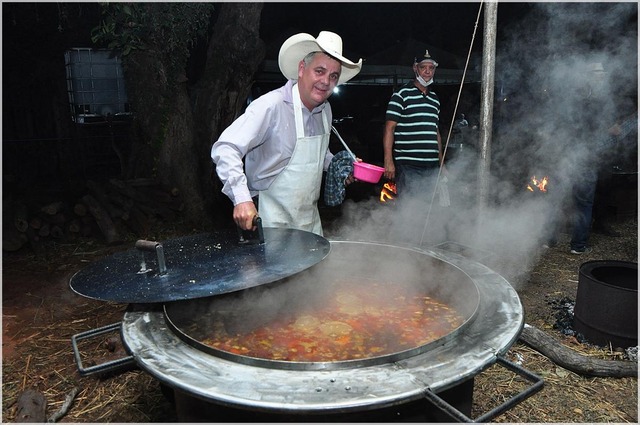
[89,3,216,176]
[91,2,214,69]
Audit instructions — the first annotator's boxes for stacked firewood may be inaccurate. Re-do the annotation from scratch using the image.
[3,178,183,252]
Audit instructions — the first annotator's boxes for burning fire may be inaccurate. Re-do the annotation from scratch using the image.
[527,176,549,192]
[380,182,397,203]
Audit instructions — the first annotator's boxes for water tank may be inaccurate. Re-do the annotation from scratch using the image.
[64,48,131,124]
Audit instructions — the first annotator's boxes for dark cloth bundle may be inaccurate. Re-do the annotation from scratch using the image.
[324,150,354,207]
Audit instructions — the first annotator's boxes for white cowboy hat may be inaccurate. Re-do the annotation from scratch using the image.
[278,31,363,85]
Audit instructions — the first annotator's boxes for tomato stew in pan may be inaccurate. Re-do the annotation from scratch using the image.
[200,280,464,362]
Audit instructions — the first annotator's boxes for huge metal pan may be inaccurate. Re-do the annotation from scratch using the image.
[117,241,542,421]
[163,241,481,371]
[69,227,331,303]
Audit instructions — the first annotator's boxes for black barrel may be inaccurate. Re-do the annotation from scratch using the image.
[573,260,638,348]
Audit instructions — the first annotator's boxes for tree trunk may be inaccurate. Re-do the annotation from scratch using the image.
[82,194,122,245]
[120,50,165,181]
[156,86,203,225]
[119,3,264,230]
[190,3,266,229]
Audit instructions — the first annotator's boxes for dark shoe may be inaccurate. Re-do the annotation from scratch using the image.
[570,247,593,255]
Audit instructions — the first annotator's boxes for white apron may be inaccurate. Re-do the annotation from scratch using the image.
[258,83,330,236]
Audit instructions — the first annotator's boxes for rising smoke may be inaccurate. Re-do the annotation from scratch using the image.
[326,2,638,285]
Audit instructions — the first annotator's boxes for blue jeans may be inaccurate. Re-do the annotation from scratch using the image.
[395,164,439,201]
[393,163,444,246]
[570,169,598,251]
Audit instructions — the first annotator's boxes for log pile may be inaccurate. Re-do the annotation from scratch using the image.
[3,179,183,252]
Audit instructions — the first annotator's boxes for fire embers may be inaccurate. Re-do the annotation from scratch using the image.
[526,175,549,193]
[379,182,397,203]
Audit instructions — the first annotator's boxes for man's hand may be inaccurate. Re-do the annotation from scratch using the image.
[233,201,258,230]
[383,160,396,181]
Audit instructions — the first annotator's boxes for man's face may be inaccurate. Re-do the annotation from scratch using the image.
[414,60,437,80]
[297,52,341,110]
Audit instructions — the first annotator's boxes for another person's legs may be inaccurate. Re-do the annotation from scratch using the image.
[570,170,598,254]
[592,168,621,236]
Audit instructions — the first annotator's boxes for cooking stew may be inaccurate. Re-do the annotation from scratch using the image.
[201,280,464,362]
[164,241,480,369]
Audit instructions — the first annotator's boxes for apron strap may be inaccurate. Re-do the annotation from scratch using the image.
[292,83,305,139]
[292,83,330,137]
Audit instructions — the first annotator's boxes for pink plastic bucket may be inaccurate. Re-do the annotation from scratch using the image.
[353,162,385,184]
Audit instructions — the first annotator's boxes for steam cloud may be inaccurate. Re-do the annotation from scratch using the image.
[326,3,638,285]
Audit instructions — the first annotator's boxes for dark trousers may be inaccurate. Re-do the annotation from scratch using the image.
[570,169,598,251]
[393,164,445,247]
[395,164,439,201]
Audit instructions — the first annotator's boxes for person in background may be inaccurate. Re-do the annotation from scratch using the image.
[568,61,626,254]
[382,50,444,200]
[211,31,362,236]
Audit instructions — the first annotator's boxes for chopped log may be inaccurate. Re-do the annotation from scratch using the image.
[145,187,175,204]
[14,388,46,423]
[81,194,123,245]
[81,223,93,237]
[519,323,637,377]
[67,218,82,234]
[3,225,29,252]
[106,190,135,212]
[86,180,124,218]
[73,202,87,217]
[125,177,159,187]
[121,205,150,236]
[25,227,44,254]
[29,216,43,230]
[38,223,50,238]
[41,201,64,216]
[50,225,64,239]
[48,212,67,225]
[108,179,176,221]
[13,202,29,233]
[146,187,184,211]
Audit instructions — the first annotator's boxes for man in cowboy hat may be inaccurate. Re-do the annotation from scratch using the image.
[211,31,362,236]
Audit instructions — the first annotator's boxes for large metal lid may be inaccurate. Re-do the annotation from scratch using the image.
[69,228,331,303]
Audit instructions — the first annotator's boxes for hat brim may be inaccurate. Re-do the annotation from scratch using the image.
[278,33,362,85]
[416,58,439,67]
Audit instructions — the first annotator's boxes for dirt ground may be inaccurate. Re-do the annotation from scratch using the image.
[2,211,638,423]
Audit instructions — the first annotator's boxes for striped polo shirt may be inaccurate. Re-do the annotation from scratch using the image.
[385,82,440,168]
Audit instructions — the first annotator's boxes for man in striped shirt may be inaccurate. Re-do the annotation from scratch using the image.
[383,50,444,199]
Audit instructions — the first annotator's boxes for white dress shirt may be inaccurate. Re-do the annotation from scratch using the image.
[211,80,334,206]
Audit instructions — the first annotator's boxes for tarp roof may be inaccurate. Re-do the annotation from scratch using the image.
[364,38,465,68]
[256,37,482,86]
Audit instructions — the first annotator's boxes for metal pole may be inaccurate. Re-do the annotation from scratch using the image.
[477,0,498,215]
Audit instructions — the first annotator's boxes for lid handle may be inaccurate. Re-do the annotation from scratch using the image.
[135,240,167,275]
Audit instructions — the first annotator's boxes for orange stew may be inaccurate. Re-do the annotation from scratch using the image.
[201,282,464,362]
